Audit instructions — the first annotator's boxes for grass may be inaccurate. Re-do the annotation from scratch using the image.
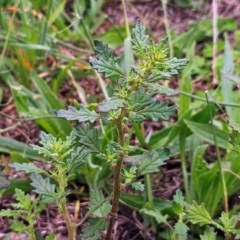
[0,0,240,239]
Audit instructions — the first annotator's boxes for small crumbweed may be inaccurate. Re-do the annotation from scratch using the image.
[3,20,189,240]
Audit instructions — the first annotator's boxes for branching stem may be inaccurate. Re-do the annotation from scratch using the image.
[106,108,126,240]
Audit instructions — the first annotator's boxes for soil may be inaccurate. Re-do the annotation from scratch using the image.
[0,0,240,239]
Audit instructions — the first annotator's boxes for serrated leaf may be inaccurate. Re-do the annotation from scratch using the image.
[132,182,144,191]
[74,123,102,153]
[140,202,167,224]
[185,201,212,226]
[148,83,179,96]
[139,101,177,122]
[174,221,189,235]
[56,105,99,123]
[67,147,89,173]
[9,220,26,233]
[89,57,125,81]
[0,209,21,217]
[30,174,56,197]
[138,148,169,175]
[10,163,47,175]
[131,19,149,58]
[98,98,125,112]
[129,111,145,123]
[172,190,184,214]
[14,188,31,209]
[148,70,172,82]
[82,218,106,239]
[93,40,115,60]
[87,189,111,218]
[200,227,216,240]
[219,211,235,232]
[128,88,154,111]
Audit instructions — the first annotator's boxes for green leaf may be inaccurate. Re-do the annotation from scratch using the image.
[174,221,189,235]
[74,123,102,153]
[138,148,169,175]
[185,201,212,226]
[184,120,229,149]
[98,98,125,112]
[131,19,149,58]
[87,190,111,218]
[9,220,26,233]
[10,163,47,175]
[129,112,145,123]
[56,105,99,123]
[148,83,179,96]
[219,212,235,232]
[128,88,154,111]
[30,174,57,203]
[89,57,124,81]
[172,189,184,214]
[140,101,177,122]
[140,202,167,224]
[93,40,115,61]
[14,188,31,209]
[200,227,216,240]
[67,147,89,174]
[132,182,144,191]
[0,209,21,217]
[82,218,106,239]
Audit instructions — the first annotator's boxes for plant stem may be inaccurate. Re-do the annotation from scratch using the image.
[106,109,126,240]
[205,91,228,214]
[59,199,76,240]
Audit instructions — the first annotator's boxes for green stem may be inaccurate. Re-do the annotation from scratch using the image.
[59,200,76,240]
[179,134,190,203]
[205,91,228,214]
[121,0,131,38]
[105,109,126,240]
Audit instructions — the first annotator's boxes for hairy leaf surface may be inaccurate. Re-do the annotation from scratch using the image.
[56,105,99,123]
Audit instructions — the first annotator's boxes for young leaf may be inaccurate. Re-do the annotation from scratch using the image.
[185,201,212,226]
[87,189,111,218]
[9,220,26,233]
[98,98,125,112]
[139,101,177,122]
[219,212,235,232]
[10,163,47,175]
[132,182,144,191]
[89,57,125,81]
[131,19,149,58]
[30,174,56,196]
[138,148,169,175]
[200,227,216,240]
[82,218,106,240]
[140,202,167,224]
[0,209,21,217]
[147,83,179,96]
[56,105,99,123]
[93,40,115,60]
[172,189,184,215]
[74,123,102,153]
[128,88,154,111]
[174,221,189,236]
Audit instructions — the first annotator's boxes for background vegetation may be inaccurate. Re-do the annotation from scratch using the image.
[0,0,240,239]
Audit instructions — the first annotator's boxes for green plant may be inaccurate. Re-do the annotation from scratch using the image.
[1,19,188,239]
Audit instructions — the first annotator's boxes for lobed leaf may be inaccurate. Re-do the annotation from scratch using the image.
[185,201,212,226]
[56,105,99,123]
[74,123,102,153]
[89,57,124,81]
[131,19,149,58]
[82,218,106,240]
[138,148,169,175]
[147,83,179,96]
[30,174,56,197]
[200,227,216,240]
[10,163,47,175]
[93,40,115,61]
[174,221,189,236]
[139,101,177,122]
[98,98,125,112]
